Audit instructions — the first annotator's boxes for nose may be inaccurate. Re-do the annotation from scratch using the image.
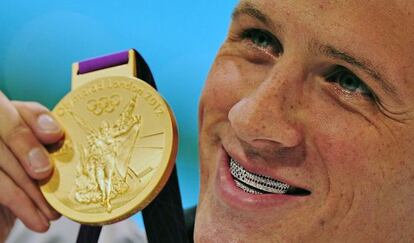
[228,68,304,150]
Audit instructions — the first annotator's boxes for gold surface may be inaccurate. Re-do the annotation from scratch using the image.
[40,76,177,225]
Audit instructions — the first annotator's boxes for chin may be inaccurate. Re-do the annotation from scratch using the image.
[194,203,253,243]
[194,163,291,243]
[194,201,287,243]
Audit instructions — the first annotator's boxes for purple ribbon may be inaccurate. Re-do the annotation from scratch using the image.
[78,50,129,74]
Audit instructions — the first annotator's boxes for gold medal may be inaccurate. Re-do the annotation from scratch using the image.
[40,50,178,225]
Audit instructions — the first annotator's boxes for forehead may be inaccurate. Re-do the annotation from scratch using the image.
[237,0,414,100]
[246,0,414,18]
[239,0,414,42]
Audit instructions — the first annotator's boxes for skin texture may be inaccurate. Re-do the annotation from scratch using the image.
[1,1,414,242]
[0,96,62,242]
[196,0,414,242]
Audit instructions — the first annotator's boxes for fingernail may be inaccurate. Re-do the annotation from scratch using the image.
[37,114,60,133]
[28,147,52,173]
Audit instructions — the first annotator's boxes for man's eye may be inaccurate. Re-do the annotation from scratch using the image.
[326,66,374,99]
[241,28,283,55]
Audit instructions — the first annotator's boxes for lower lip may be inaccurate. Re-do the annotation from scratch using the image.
[215,147,306,211]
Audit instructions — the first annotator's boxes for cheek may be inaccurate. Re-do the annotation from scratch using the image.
[303,89,384,186]
[313,126,372,177]
[198,59,243,191]
[201,58,243,114]
[198,58,242,159]
[310,111,408,191]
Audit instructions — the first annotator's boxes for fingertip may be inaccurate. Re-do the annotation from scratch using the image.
[19,210,50,233]
[27,147,54,180]
[35,210,50,233]
[15,103,65,145]
[37,114,61,133]
[50,212,62,221]
[29,166,54,181]
[30,165,54,180]
[36,114,65,144]
[33,223,50,233]
[39,130,65,145]
[42,204,61,221]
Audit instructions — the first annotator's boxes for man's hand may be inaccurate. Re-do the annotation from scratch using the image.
[0,91,63,241]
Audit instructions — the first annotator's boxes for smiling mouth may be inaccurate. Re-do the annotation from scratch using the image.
[230,158,311,196]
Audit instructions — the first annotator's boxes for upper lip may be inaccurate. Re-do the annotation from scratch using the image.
[223,144,311,194]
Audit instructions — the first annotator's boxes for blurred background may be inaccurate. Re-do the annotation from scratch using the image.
[0,0,238,230]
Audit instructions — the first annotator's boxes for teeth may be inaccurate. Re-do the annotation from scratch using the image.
[230,158,290,194]
[234,180,263,195]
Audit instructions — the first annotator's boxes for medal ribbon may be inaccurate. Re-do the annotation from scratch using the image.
[75,50,188,243]
[78,51,129,74]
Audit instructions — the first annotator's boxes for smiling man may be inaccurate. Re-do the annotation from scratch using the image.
[1,0,414,242]
[195,0,414,242]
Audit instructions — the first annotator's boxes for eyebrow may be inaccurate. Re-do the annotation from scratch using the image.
[232,2,274,28]
[231,2,401,103]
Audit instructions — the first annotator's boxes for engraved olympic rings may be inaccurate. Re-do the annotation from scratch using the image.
[87,95,121,115]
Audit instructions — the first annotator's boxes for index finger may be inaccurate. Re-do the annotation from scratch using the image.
[12,101,64,145]
[0,92,53,179]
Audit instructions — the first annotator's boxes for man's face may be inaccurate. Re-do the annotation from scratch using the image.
[195,0,414,242]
